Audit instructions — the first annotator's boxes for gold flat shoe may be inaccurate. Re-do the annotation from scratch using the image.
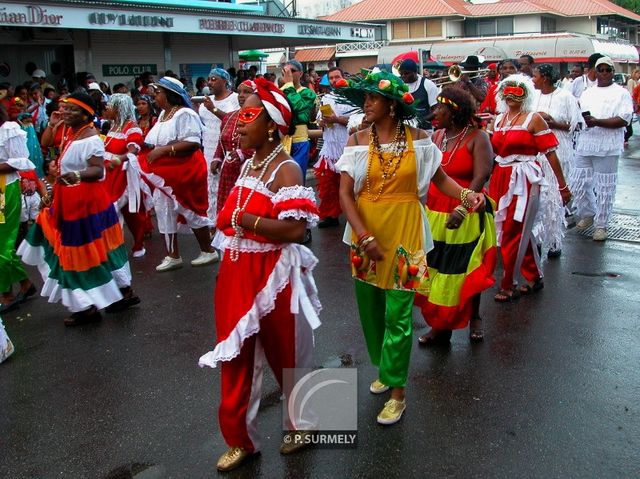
[280,430,314,455]
[377,398,406,425]
[216,447,251,472]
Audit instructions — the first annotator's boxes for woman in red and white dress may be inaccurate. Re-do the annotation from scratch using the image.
[102,94,151,257]
[198,78,321,472]
[138,77,217,272]
[488,74,572,302]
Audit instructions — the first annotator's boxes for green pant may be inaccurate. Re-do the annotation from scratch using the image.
[354,280,414,388]
[0,181,27,293]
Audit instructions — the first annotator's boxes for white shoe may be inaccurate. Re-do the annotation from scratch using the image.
[576,217,594,230]
[191,251,219,266]
[156,256,183,272]
[0,339,15,363]
[132,248,146,258]
[593,228,607,241]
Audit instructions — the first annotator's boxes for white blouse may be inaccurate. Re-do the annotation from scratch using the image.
[0,122,34,185]
[577,84,633,156]
[59,135,105,176]
[145,108,203,147]
[336,137,442,251]
[199,93,239,162]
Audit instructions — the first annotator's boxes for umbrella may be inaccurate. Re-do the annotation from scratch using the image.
[239,50,268,61]
[391,51,446,70]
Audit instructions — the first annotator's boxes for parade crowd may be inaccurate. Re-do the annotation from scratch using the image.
[0,52,633,472]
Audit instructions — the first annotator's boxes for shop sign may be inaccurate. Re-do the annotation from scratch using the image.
[102,64,158,77]
[0,6,63,26]
[89,12,174,28]
[199,19,285,34]
[298,24,342,37]
[351,27,374,39]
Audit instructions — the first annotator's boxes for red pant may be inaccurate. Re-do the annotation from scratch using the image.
[314,167,341,219]
[218,285,314,452]
[121,208,148,252]
[489,165,541,290]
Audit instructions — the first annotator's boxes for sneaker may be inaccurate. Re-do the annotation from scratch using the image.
[377,398,406,425]
[156,256,183,272]
[369,379,390,394]
[190,251,219,266]
[132,248,146,258]
[593,228,607,241]
[0,338,15,363]
[576,217,594,230]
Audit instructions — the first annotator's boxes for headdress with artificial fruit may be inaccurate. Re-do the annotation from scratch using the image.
[332,69,417,120]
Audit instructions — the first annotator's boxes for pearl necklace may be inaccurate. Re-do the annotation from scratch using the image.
[229,143,284,262]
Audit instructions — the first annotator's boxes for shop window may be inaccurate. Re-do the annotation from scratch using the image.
[541,16,556,33]
[426,19,442,37]
[392,21,409,39]
[478,20,496,36]
[409,20,426,38]
[497,17,514,35]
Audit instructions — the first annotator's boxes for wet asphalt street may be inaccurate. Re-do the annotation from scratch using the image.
[2,139,640,479]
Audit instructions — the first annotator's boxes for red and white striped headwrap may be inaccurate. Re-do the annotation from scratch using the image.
[240,79,257,91]
[254,77,291,137]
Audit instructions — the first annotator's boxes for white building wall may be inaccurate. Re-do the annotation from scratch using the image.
[445,19,464,38]
[513,15,541,34]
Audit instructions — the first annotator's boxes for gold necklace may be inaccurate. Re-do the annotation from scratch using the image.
[365,123,406,202]
[160,106,180,122]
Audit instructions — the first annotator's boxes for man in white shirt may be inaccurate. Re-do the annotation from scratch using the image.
[315,67,353,228]
[571,53,603,98]
[398,59,439,129]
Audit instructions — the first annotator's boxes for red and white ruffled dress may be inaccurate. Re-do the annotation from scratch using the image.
[138,108,211,234]
[198,160,321,452]
[489,112,559,290]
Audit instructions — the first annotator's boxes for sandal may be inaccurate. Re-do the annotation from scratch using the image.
[16,284,37,303]
[469,317,484,343]
[518,279,544,295]
[418,329,452,347]
[494,289,520,303]
[64,306,102,326]
[105,288,141,313]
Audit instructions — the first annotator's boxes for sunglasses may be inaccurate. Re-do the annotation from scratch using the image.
[597,67,613,73]
[238,106,264,124]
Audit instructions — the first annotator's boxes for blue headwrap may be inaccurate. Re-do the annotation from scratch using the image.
[209,67,232,90]
[153,77,193,109]
[319,74,330,87]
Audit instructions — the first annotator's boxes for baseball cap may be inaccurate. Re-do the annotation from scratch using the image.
[32,69,46,78]
[87,82,102,91]
[595,56,614,69]
[398,59,418,73]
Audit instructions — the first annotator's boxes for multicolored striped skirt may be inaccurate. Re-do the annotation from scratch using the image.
[18,182,131,312]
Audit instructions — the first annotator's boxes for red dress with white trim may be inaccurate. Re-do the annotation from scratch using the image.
[103,120,151,253]
[489,112,558,290]
[199,159,321,453]
[138,108,211,233]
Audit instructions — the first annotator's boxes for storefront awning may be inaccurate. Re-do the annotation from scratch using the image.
[295,47,336,63]
[378,34,639,65]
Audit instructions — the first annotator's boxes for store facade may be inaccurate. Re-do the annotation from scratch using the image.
[0,1,381,89]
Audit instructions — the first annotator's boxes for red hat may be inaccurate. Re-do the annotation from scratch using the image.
[254,77,291,137]
[488,63,497,70]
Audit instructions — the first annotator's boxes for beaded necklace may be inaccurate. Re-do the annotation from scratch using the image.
[365,122,406,202]
[229,143,284,261]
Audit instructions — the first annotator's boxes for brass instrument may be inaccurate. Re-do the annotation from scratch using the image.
[433,65,491,85]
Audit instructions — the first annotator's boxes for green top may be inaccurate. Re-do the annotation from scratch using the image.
[281,83,317,126]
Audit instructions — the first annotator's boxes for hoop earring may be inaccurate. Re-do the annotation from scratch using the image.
[268,129,275,142]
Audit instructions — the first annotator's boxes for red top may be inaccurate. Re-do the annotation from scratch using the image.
[491,115,558,158]
[102,120,144,203]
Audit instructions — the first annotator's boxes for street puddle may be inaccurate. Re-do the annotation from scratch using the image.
[571,271,621,278]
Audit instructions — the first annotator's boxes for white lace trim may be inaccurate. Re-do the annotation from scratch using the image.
[198,244,321,368]
[271,184,316,203]
[313,155,340,173]
[235,175,274,197]
[278,209,320,227]
[214,233,284,254]
[533,156,566,253]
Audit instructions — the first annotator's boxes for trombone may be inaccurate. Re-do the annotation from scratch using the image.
[433,65,491,85]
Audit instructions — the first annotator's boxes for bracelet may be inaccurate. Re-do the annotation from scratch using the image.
[453,205,468,218]
[558,184,569,191]
[253,216,262,232]
[359,235,375,248]
[170,145,176,157]
[74,171,81,184]
[357,231,372,242]
[460,188,474,209]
